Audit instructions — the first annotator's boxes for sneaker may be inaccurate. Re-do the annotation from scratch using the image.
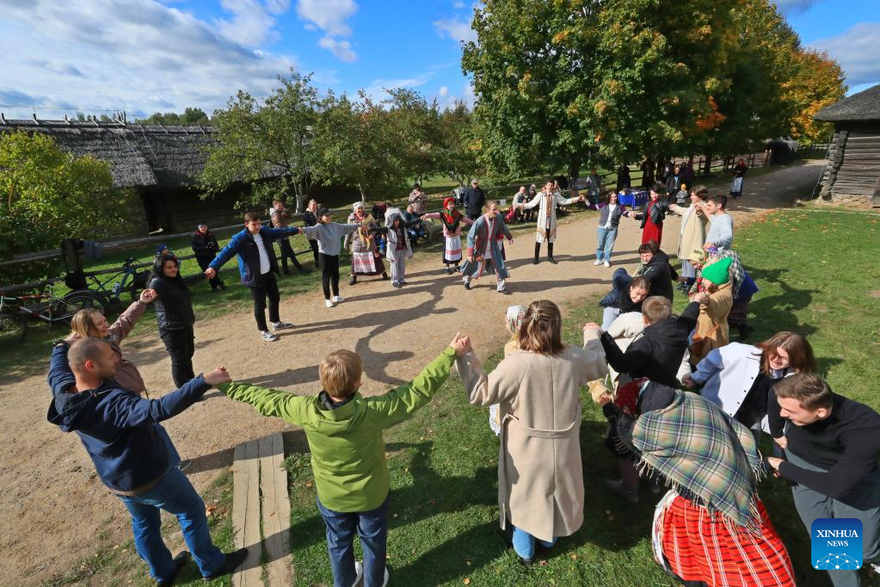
[400,280,407,285]
[349,276,357,285]
[603,260,611,268]
[445,267,453,275]
[463,278,471,290]
[393,282,402,288]
[352,561,364,587]
[594,259,603,266]
[381,567,389,587]
[157,551,191,586]
[332,295,344,303]
[605,479,639,503]
[548,257,558,264]
[177,459,192,472]
[202,548,248,580]
[325,299,334,308]
[271,322,293,331]
[261,331,279,342]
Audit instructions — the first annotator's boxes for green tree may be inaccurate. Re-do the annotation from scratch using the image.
[140,107,209,125]
[201,72,323,212]
[0,131,129,263]
[313,91,413,200]
[434,102,482,187]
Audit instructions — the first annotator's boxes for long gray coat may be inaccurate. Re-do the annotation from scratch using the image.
[456,329,608,541]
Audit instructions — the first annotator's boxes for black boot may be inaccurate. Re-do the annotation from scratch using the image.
[533,242,541,265]
[548,243,557,264]
[349,274,357,286]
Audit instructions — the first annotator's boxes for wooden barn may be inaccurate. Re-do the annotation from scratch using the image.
[814,84,880,207]
[0,116,259,233]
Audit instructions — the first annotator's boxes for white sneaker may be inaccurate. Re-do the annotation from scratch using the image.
[604,260,611,268]
[325,299,334,308]
[261,330,279,342]
[272,321,293,330]
[352,561,364,587]
[381,567,389,587]
[594,259,603,266]
[332,295,344,303]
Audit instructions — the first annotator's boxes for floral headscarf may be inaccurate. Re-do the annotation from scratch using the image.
[505,305,526,335]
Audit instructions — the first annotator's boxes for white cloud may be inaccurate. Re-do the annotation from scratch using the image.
[438,86,449,98]
[452,0,465,8]
[773,0,817,15]
[810,23,880,87]
[295,0,358,37]
[433,17,477,44]
[0,0,297,119]
[216,0,291,47]
[318,36,357,62]
[364,72,437,101]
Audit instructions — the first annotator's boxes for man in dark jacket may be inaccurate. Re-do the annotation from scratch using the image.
[463,179,486,220]
[206,212,300,342]
[191,222,225,291]
[47,338,247,585]
[636,242,677,302]
[665,165,683,200]
[599,296,699,388]
[270,200,307,275]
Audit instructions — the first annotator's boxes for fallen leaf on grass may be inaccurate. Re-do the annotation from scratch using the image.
[570,553,578,560]
[463,579,471,585]
[205,504,217,516]
[539,560,548,566]
[305,481,314,489]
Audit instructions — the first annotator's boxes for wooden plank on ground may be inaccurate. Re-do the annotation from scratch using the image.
[232,440,263,587]
[259,433,293,586]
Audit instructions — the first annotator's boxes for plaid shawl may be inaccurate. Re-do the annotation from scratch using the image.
[630,391,765,532]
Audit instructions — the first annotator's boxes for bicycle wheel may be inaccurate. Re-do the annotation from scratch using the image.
[0,312,29,345]
[55,290,108,323]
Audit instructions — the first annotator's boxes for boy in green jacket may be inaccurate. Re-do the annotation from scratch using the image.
[219,334,471,587]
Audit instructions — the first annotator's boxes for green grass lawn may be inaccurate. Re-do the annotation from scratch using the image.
[33,206,879,586]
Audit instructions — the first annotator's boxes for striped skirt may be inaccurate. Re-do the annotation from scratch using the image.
[652,493,795,586]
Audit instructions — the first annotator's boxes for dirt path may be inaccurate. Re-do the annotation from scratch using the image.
[0,161,823,584]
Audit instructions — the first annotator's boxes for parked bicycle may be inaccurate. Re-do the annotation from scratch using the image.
[82,256,151,307]
[0,286,107,344]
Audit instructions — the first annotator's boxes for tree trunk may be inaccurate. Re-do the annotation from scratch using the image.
[568,158,581,188]
[702,150,713,176]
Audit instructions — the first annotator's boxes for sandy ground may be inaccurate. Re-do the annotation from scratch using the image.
[0,161,823,584]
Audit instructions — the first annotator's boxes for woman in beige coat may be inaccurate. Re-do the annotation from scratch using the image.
[668,185,709,288]
[456,300,608,564]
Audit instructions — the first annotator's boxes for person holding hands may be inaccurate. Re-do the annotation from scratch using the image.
[217,334,473,587]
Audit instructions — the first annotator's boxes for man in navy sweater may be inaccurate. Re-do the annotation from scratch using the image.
[767,373,880,587]
[48,338,246,585]
[206,211,300,342]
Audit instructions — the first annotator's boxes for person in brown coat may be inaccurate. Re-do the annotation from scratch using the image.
[689,256,734,365]
[455,300,608,564]
[65,290,157,396]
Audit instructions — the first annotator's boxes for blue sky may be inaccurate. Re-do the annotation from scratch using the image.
[0,0,876,120]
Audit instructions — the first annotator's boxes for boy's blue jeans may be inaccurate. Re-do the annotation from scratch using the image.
[317,494,389,587]
[512,525,557,560]
[119,467,226,582]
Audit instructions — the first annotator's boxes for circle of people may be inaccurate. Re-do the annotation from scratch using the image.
[47,170,879,587]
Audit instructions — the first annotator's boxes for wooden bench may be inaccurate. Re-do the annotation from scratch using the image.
[231,433,293,586]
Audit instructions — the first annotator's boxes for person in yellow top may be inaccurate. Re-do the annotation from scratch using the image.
[218,334,471,587]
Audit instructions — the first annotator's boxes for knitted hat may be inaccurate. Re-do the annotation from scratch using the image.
[317,206,332,217]
[701,257,732,285]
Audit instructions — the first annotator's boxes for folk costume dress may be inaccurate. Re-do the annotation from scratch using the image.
[345,203,386,279]
[521,189,579,244]
[611,381,795,587]
[460,212,512,289]
[421,197,474,271]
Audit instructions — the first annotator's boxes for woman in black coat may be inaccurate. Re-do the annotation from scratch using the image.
[149,252,204,387]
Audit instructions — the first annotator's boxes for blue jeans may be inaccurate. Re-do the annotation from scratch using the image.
[119,467,225,582]
[512,526,557,560]
[317,494,389,587]
[596,226,618,261]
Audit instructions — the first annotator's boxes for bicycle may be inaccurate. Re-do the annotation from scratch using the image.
[0,286,107,345]
[83,256,151,307]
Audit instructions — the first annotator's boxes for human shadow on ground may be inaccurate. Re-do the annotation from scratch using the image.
[745,267,820,338]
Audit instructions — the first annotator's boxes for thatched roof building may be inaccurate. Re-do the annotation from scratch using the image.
[814,84,880,206]
[0,116,255,231]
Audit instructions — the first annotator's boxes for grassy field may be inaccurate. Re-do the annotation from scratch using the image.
[52,207,880,586]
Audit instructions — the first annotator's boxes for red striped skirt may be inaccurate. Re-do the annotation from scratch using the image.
[653,494,795,586]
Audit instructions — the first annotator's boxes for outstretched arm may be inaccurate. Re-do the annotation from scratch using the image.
[218,381,308,425]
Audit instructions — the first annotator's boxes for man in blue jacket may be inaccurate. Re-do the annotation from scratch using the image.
[47,338,247,585]
[205,211,300,342]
